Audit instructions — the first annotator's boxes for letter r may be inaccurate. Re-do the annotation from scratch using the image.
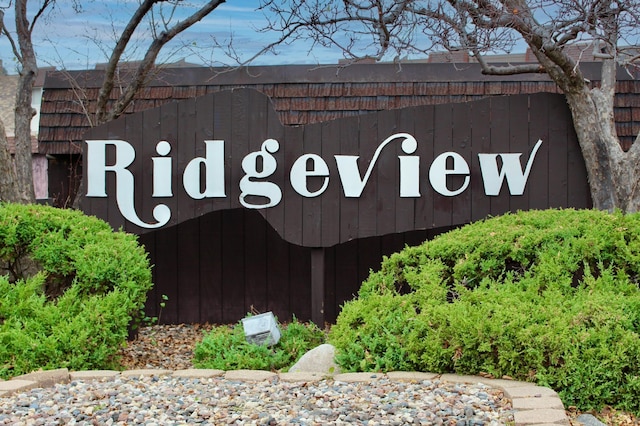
[86,139,136,197]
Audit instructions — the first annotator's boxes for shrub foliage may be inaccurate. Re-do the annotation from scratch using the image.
[0,203,152,378]
[328,209,640,413]
[194,316,325,371]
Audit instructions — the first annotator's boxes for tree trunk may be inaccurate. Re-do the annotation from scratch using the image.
[564,87,640,213]
[14,67,37,204]
[0,119,19,202]
[13,0,37,204]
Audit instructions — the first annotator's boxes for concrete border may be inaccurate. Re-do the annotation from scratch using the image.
[1,369,569,425]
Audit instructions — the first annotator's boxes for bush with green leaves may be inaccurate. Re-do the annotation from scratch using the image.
[0,203,152,379]
[328,208,640,414]
[193,316,325,371]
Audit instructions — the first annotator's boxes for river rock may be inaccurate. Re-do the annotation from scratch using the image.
[289,344,341,375]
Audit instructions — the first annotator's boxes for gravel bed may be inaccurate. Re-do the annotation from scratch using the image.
[0,374,513,425]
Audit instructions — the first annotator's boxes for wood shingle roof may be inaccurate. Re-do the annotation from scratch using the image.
[39,62,640,155]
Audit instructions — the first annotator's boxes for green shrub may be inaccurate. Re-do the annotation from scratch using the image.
[0,203,152,378]
[193,316,325,371]
[328,208,640,414]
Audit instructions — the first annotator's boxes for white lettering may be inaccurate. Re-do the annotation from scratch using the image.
[153,141,173,197]
[335,133,418,197]
[290,154,330,197]
[85,139,170,228]
[398,135,420,197]
[429,152,471,196]
[478,139,543,196]
[84,135,543,230]
[183,140,226,199]
[239,139,282,209]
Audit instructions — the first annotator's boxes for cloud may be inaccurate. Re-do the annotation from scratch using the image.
[0,0,346,72]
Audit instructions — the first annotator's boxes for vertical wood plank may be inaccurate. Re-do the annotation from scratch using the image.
[265,93,286,240]
[231,90,250,207]
[321,121,341,247]
[138,231,157,320]
[104,119,126,231]
[358,113,378,238]
[333,240,360,322]
[154,102,178,229]
[212,90,232,211]
[548,95,569,207]
[152,224,179,323]
[414,105,435,229]
[396,104,416,233]
[283,125,305,245]
[221,208,245,322]
[528,94,550,210]
[244,209,268,314]
[451,102,472,226]
[310,248,325,326]
[339,115,360,241]
[323,246,337,324]
[357,235,381,287]
[266,212,291,319]
[470,98,492,221]
[432,102,453,227]
[288,243,312,321]
[131,108,154,234]
[176,98,197,223]
[488,96,511,215]
[199,212,223,323]
[302,123,323,247]
[176,218,201,323]
[376,109,397,236]
[508,96,531,213]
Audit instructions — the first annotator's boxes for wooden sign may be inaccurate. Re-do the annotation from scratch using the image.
[83,89,585,248]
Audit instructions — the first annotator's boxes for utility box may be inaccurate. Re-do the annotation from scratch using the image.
[241,312,281,346]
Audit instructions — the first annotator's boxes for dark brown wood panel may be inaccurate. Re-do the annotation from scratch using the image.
[198,212,223,322]
[152,224,179,323]
[176,217,201,323]
[548,95,571,207]
[244,209,269,314]
[357,112,378,239]
[321,121,341,247]
[282,125,305,243]
[433,102,453,227]
[451,101,472,225]
[287,243,311,320]
[413,105,435,229]
[470,98,491,221]
[376,109,398,237]
[265,97,286,238]
[508,95,531,213]
[221,209,246,323]
[528,94,550,210]
[84,90,590,246]
[488,96,511,216]
[396,105,416,233]
[302,123,323,246]
[339,115,360,242]
[85,90,593,325]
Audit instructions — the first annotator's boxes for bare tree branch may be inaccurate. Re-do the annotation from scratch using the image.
[95,0,163,124]
[0,9,22,62]
[98,0,226,123]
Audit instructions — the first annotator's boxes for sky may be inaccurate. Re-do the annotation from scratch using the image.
[0,0,349,74]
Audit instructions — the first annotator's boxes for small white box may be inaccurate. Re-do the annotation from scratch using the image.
[241,312,281,346]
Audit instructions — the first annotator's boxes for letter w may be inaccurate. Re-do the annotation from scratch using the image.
[478,140,542,196]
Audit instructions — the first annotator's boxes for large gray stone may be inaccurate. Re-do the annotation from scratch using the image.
[289,344,341,375]
[576,414,606,426]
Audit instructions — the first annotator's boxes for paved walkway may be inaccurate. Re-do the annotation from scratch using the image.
[1,368,569,425]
